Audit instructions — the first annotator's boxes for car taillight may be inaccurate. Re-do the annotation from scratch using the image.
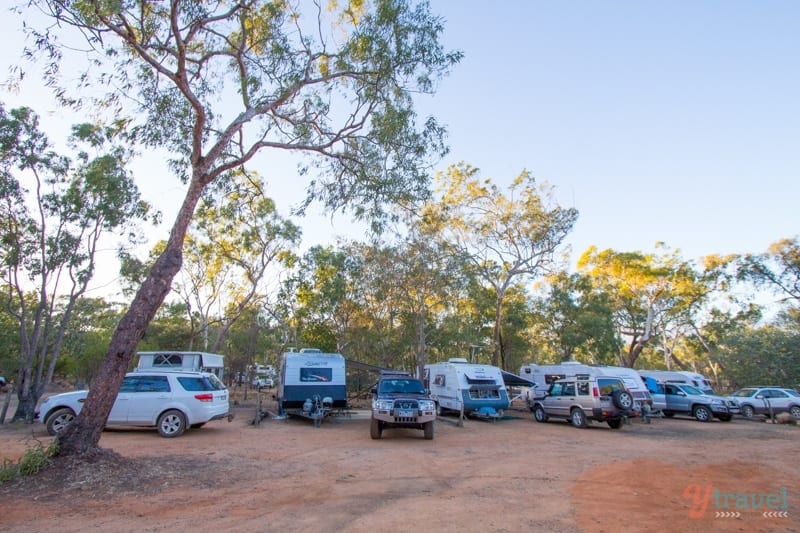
[194,393,214,402]
[593,387,599,397]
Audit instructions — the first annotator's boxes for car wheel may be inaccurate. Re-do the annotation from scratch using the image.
[790,405,800,418]
[570,408,588,428]
[533,404,548,423]
[423,421,434,440]
[157,409,187,438]
[717,415,732,422]
[693,405,711,422]
[370,418,382,440]
[46,408,76,436]
[740,404,755,419]
[612,390,634,411]
[607,418,623,429]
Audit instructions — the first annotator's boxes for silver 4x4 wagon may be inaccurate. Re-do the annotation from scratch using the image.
[370,373,436,440]
[532,375,634,429]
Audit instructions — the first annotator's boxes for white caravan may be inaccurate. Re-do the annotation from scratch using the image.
[278,348,347,426]
[519,361,653,409]
[638,369,715,394]
[423,358,509,419]
[136,351,225,379]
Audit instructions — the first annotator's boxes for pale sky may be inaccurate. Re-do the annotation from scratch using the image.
[2,2,799,296]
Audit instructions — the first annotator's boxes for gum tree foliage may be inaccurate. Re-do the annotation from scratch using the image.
[175,172,301,353]
[423,163,578,369]
[0,104,150,423]
[529,272,617,365]
[738,237,800,312]
[22,0,460,456]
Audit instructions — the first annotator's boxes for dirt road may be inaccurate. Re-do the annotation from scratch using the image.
[1,403,798,532]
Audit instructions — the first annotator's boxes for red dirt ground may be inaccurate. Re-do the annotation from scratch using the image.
[1,399,798,532]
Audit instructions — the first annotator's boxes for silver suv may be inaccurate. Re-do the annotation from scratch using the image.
[649,382,733,422]
[38,370,233,438]
[727,387,800,419]
[370,373,436,440]
[531,375,634,429]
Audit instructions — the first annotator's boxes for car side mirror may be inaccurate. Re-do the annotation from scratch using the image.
[370,386,377,394]
[755,394,764,399]
[677,391,686,397]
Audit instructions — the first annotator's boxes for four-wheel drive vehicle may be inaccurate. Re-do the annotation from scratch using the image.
[531,375,634,429]
[726,387,800,419]
[648,382,733,422]
[37,370,233,438]
[370,373,436,440]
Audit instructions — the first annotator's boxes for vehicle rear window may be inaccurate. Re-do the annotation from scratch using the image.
[730,389,757,397]
[597,378,624,396]
[177,376,227,391]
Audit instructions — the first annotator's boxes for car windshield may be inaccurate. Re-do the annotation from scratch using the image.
[379,379,425,394]
[785,389,800,397]
[679,384,703,395]
[730,389,757,398]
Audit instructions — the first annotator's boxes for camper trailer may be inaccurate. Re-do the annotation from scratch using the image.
[278,349,347,427]
[520,362,652,410]
[638,369,715,394]
[423,358,510,420]
[136,351,225,379]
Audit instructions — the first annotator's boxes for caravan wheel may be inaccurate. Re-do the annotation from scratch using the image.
[423,421,434,440]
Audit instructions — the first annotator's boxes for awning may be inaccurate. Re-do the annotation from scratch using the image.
[501,370,534,387]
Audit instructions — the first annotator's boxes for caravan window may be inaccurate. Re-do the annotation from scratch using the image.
[544,374,566,385]
[433,374,446,386]
[153,353,183,368]
[300,367,332,382]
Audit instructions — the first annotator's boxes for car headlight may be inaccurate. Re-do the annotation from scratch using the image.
[373,400,394,410]
[418,400,435,411]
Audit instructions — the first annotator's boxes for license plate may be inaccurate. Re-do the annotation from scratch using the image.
[220,395,227,401]
[397,409,415,418]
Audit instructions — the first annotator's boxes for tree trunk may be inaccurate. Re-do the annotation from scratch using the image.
[56,180,205,457]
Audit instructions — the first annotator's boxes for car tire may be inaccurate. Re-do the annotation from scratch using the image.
[607,418,623,429]
[612,390,634,411]
[717,415,732,422]
[423,421,434,440]
[370,418,382,440]
[570,408,588,428]
[157,409,187,438]
[46,407,76,436]
[533,404,548,423]
[740,404,755,419]
[789,405,800,419]
[693,405,711,422]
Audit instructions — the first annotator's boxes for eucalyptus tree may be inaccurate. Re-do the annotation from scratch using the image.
[738,237,800,312]
[424,163,578,369]
[0,105,150,422]
[21,0,460,456]
[292,244,363,354]
[177,172,301,352]
[530,271,617,365]
[577,244,721,369]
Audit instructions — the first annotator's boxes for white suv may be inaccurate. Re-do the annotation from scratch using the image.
[38,370,232,438]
